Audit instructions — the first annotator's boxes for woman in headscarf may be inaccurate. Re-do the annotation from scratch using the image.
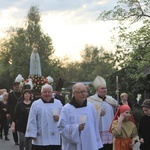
[109,105,138,150]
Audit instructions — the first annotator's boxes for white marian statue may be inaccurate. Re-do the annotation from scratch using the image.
[29,44,42,76]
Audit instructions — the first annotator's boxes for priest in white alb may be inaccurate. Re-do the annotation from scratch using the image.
[25,84,63,150]
[57,83,103,150]
[88,76,118,150]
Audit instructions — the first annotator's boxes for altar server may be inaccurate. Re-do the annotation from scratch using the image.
[57,83,103,150]
[25,84,63,150]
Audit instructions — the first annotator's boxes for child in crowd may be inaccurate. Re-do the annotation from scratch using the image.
[138,99,150,150]
[119,93,133,109]
[109,105,138,150]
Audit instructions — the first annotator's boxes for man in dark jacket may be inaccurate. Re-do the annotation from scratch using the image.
[54,77,65,106]
[6,82,21,145]
[55,89,65,106]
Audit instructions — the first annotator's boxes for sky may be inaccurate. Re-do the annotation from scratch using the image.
[0,0,118,61]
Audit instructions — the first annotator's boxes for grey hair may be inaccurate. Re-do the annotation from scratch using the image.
[41,83,53,92]
[72,83,85,92]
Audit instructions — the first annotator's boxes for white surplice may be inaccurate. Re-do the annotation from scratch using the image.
[25,98,63,146]
[57,102,103,150]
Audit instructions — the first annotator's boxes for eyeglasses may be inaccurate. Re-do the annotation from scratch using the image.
[74,91,87,94]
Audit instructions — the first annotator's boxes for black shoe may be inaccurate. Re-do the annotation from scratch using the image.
[0,135,3,139]
[15,142,19,145]
[5,137,9,141]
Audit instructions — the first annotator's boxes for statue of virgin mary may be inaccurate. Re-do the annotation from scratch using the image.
[29,44,42,76]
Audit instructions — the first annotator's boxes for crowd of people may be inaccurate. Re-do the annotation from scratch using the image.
[0,75,150,150]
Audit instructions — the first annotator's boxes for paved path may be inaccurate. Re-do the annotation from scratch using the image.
[0,129,140,150]
[0,130,19,150]
[134,141,140,150]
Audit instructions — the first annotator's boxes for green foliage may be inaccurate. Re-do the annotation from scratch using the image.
[98,0,150,22]
[79,45,116,81]
[98,0,150,98]
[132,107,143,128]
[58,45,118,97]
[0,5,55,90]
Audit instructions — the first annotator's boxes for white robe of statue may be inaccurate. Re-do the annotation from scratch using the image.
[29,48,42,76]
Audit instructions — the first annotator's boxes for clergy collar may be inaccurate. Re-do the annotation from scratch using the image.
[69,96,87,108]
[13,90,20,93]
[41,98,54,103]
[98,95,106,101]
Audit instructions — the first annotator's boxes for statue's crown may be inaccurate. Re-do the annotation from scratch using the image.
[32,43,38,48]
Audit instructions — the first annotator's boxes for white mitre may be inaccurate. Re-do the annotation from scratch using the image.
[92,75,106,89]
[46,76,54,84]
[15,74,24,82]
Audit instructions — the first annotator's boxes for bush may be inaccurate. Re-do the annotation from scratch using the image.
[132,107,143,128]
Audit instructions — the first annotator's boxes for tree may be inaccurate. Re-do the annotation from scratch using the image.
[0,5,55,90]
[26,6,54,76]
[98,0,150,72]
[98,0,150,99]
[56,56,81,85]
[98,0,150,22]
[80,45,115,81]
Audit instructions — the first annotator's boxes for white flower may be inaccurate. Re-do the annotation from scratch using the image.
[136,94,142,102]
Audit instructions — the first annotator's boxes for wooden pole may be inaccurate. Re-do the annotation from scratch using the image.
[116,76,119,102]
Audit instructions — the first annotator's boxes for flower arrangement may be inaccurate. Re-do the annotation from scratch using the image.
[136,94,142,104]
[27,75,48,94]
